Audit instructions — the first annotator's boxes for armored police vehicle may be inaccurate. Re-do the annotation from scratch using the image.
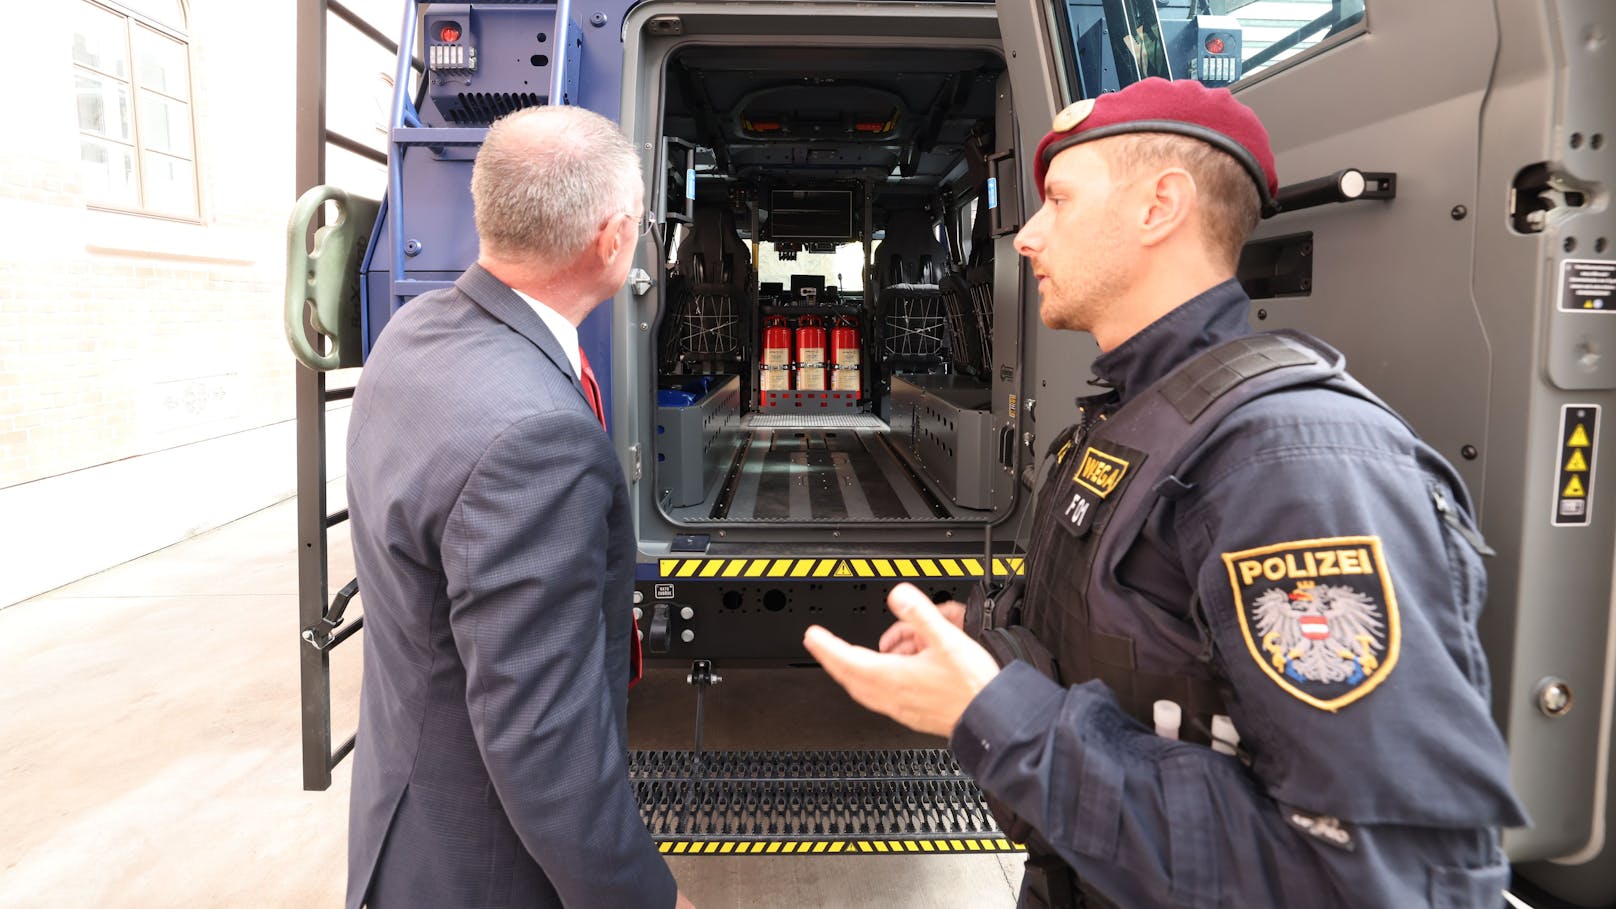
[288,0,1615,903]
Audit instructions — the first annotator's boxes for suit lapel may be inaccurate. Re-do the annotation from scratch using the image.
[455,264,589,401]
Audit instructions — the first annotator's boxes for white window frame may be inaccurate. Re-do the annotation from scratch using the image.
[74,0,202,222]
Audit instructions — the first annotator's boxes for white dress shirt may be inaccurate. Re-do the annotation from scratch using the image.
[512,289,582,381]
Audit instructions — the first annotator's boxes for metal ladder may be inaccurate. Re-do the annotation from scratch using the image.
[292,0,582,792]
[291,0,393,792]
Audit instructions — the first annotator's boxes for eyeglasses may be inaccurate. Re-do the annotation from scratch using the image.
[626,211,654,236]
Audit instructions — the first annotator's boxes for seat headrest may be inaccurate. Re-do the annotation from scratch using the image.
[967,188,994,269]
[677,202,751,286]
[875,209,949,285]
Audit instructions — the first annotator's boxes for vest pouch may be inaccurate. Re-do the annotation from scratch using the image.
[981,625,1057,678]
[965,576,1026,642]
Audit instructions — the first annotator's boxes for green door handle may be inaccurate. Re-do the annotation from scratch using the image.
[285,185,380,371]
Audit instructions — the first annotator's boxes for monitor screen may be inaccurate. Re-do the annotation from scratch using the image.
[790,274,826,296]
[769,190,854,240]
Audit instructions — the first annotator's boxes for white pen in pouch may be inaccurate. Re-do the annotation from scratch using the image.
[1211,715,1240,756]
[1153,699,1182,740]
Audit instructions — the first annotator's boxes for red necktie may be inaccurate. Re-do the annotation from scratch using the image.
[579,347,643,689]
[578,347,607,429]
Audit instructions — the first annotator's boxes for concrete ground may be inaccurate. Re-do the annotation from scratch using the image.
[0,498,1020,908]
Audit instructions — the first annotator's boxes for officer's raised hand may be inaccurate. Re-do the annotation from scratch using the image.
[877,596,965,655]
[803,583,999,737]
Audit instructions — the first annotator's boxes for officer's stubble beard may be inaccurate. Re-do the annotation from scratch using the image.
[1037,194,1137,346]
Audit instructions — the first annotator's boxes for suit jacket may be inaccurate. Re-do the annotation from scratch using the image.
[345,264,673,908]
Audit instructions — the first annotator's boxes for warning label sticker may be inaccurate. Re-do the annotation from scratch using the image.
[1553,404,1599,527]
[1559,259,1616,313]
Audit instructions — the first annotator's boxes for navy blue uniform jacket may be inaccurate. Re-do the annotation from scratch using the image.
[952,281,1526,907]
[345,264,674,908]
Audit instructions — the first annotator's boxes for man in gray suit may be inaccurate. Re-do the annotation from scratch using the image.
[345,106,692,909]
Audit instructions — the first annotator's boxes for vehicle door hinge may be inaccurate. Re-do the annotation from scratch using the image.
[630,443,642,482]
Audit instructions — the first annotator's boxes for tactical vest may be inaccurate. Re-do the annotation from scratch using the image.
[970,332,1396,908]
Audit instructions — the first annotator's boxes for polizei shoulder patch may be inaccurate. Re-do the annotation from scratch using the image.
[1221,536,1401,711]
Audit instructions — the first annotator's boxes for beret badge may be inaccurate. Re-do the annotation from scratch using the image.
[1051,99,1096,133]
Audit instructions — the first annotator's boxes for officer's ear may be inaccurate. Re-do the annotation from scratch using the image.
[591,210,630,269]
[1135,167,1197,250]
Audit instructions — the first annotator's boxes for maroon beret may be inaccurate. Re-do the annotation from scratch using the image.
[1033,77,1278,215]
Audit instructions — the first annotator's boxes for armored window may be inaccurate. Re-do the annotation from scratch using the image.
[73,0,199,219]
[1046,0,1368,98]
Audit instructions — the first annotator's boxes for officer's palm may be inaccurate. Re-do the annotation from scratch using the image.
[878,600,965,654]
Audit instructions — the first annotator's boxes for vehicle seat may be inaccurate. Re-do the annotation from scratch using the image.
[663,201,754,375]
[872,209,950,374]
[944,145,995,378]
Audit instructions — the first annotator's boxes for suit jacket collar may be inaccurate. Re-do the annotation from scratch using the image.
[456,263,587,397]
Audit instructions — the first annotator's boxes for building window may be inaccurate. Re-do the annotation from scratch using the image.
[72,0,198,219]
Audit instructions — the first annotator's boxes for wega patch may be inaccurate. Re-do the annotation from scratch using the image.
[1073,447,1131,498]
[1055,442,1143,538]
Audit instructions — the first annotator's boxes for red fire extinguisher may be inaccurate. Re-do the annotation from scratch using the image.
[830,315,861,398]
[795,315,827,392]
[760,315,792,405]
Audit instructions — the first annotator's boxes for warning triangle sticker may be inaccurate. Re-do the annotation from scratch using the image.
[832,560,854,578]
[1565,449,1589,473]
[1569,424,1592,448]
[1563,475,1586,498]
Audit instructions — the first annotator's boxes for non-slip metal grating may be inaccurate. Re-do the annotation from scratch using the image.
[746,413,887,430]
[444,91,542,124]
[631,749,1021,854]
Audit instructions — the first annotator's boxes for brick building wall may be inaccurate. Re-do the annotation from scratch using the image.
[1,2,393,606]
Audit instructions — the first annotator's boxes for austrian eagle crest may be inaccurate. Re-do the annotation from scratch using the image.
[1251,583,1385,686]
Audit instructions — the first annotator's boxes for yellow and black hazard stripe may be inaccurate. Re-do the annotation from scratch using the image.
[656,837,1022,855]
[655,557,1026,580]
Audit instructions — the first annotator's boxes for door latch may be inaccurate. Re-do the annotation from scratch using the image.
[628,268,654,296]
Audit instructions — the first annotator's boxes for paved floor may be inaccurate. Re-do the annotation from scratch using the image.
[0,498,1020,908]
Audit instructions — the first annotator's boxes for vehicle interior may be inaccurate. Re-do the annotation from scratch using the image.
[647,45,1011,526]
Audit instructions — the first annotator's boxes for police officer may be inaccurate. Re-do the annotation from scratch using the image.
[804,77,1526,907]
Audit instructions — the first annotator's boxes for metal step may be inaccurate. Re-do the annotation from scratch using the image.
[631,748,1023,855]
[748,413,888,430]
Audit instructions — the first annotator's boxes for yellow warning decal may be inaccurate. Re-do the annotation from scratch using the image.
[656,557,1026,580]
[1554,404,1600,527]
[656,837,1023,855]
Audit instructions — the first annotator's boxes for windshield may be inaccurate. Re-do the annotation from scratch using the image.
[752,241,866,294]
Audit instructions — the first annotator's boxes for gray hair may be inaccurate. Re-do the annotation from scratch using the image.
[471,106,642,264]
